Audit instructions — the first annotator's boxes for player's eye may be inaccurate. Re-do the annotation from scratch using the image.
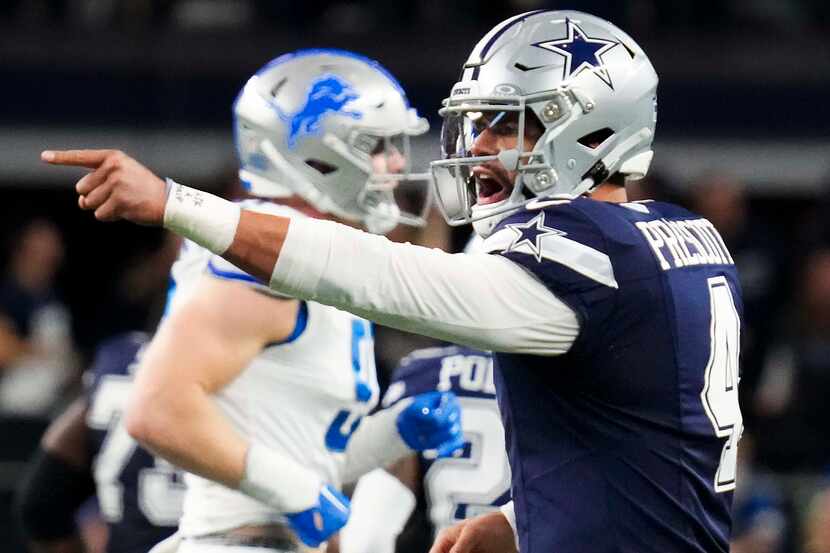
[369,139,385,156]
[471,118,488,136]
[489,112,519,136]
[354,134,383,155]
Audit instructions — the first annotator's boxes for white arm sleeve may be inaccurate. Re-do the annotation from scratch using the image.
[270,217,579,355]
[338,399,411,485]
[339,469,416,553]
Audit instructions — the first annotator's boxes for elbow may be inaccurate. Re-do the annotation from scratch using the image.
[125,391,176,452]
[124,404,151,445]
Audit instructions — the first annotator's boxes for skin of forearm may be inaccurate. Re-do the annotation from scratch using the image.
[223,210,289,284]
[125,321,251,489]
[127,381,248,489]
[127,275,297,494]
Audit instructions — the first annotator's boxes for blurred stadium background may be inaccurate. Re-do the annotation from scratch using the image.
[1,1,829,552]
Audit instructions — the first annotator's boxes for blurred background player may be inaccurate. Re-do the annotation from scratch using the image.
[121,49,462,552]
[15,331,184,553]
[339,345,508,553]
[0,219,78,417]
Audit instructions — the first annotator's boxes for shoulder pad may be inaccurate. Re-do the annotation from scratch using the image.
[485,202,618,289]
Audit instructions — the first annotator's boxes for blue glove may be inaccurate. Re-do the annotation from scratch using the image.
[397,391,464,458]
[285,484,350,547]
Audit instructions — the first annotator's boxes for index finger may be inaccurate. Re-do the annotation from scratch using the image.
[41,149,117,168]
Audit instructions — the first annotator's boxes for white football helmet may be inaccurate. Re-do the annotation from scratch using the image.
[430,10,658,236]
[234,49,431,234]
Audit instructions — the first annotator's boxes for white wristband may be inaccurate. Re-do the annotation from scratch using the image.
[239,443,323,514]
[340,469,415,553]
[163,179,241,255]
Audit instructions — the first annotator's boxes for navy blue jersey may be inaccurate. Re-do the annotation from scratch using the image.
[484,198,744,553]
[85,332,184,553]
[383,346,510,533]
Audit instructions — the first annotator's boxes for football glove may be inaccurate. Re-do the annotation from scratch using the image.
[396,391,464,458]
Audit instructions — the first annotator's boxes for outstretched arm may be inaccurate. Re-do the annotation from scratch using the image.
[43,149,578,355]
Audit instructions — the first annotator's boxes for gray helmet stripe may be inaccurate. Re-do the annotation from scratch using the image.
[471,9,555,80]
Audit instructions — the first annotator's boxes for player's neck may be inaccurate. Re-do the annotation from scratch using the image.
[590,183,627,203]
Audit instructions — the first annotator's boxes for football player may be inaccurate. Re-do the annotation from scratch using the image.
[45,10,745,553]
[16,331,184,553]
[339,345,508,553]
[43,49,464,553]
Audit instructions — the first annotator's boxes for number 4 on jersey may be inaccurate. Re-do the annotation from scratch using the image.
[700,276,743,492]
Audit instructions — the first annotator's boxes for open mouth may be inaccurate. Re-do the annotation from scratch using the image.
[473,169,511,205]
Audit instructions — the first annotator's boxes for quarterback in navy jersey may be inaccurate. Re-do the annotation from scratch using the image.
[49,8,745,553]
[340,346,510,553]
[17,332,183,553]
[484,197,742,553]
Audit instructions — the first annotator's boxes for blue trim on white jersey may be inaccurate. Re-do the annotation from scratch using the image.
[265,300,309,347]
[162,277,177,318]
[206,259,259,284]
[350,319,374,403]
[283,300,308,344]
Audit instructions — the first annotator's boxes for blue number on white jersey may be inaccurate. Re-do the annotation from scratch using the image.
[325,319,375,452]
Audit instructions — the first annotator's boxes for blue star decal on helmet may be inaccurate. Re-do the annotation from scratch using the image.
[532,18,619,89]
[504,212,566,262]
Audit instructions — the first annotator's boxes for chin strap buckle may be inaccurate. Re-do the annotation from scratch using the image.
[582,160,609,190]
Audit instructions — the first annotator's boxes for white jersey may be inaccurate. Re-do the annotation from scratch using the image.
[168,201,379,537]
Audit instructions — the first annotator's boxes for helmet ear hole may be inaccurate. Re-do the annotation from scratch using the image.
[304,159,338,175]
[578,128,615,149]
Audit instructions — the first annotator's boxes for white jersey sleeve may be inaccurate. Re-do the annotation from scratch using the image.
[269,217,579,356]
